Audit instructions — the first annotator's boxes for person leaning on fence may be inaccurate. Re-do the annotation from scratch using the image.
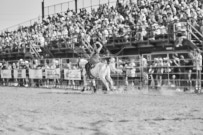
[189,49,202,93]
[171,53,181,89]
[1,62,9,86]
[152,58,158,88]
[125,58,136,86]
[156,58,164,87]
[12,63,18,87]
[179,55,188,88]
[148,65,155,88]
[163,57,171,86]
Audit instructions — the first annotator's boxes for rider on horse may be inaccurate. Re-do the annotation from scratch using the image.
[85,41,103,78]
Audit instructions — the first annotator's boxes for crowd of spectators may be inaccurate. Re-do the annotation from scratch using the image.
[1,0,203,56]
[119,48,202,90]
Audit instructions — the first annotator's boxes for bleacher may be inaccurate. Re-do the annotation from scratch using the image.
[0,0,203,61]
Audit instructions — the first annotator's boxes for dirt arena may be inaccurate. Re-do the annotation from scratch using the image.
[0,87,203,135]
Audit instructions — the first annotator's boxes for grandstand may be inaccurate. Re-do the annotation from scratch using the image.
[0,0,203,61]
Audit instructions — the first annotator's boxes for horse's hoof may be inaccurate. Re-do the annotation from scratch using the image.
[81,88,85,92]
[111,86,116,91]
[93,88,97,93]
[103,91,108,94]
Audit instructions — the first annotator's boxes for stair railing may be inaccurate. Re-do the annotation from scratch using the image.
[30,43,41,58]
[81,37,94,53]
[44,45,54,58]
[187,21,203,50]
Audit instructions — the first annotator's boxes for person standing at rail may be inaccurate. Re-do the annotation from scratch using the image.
[171,53,180,90]
[189,49,202,93]
[156,58,164,87]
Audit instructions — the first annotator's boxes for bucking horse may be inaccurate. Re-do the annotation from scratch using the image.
[78,57,122,93]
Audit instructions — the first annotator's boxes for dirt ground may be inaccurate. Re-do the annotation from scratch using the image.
[0,87,203,135]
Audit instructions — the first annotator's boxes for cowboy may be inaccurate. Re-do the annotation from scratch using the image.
[85,41,103,78]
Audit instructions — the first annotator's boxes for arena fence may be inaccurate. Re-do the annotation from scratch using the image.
[44,0,117,16]
[0,53,202,93]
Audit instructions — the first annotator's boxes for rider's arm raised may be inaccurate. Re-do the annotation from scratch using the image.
[95,41,103,53]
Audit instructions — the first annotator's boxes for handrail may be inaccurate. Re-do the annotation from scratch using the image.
[43,46,54,58]
[188,29,201,43]
[30,44,41,58]
[81,38,94,53]
[187,22,203,39]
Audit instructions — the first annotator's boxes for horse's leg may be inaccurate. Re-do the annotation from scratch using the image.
[100,76,110,92]
[91,79,97,93]
[106,70,115,91]
[81,78,87,92]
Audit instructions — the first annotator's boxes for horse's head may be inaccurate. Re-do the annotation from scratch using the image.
[108,57,123,74]
[109,57,116,63]
[78,58,88,68]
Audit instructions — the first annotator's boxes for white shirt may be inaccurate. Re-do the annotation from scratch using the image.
[196,53,202,71]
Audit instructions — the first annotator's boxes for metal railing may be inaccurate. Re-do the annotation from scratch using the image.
[0,17,42,33]
[0,0,117,33]
[44,0,75,16]
[0,53,202,93]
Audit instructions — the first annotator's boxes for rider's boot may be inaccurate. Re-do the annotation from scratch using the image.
[81,87,85,92]
[93,86,97,93]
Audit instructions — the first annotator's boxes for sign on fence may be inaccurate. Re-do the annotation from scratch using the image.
[29,69,43,79]
[1,70,12,78]
[13,69,26,78]
[64,69,81,80]
[45,69,61,79]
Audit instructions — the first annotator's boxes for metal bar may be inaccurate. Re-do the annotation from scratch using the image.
[91,0,92,10]
[75,0,78,12]
[54,5,56,14]
[61,3,62,13]
[188,22,203,39]
[42,0,45,19]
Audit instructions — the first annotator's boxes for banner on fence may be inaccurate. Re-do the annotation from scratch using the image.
[45,68,61,79]
[64,69,81,80]
[13,69,26,78]
[29,69,43,79]
[1,70,12,78]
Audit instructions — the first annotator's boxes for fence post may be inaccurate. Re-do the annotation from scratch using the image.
[140,55,142,89]
[75,0,78,12]
[42,0,45,19]
[61,3,62,13]
[91,0,92,10]
[116,56,119,87]
[196,56,198,92]
[54,5,56,14]
[30,20,32,27]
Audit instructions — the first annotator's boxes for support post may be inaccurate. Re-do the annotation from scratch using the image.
[42,0,45,19]
[75,0,78,13]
